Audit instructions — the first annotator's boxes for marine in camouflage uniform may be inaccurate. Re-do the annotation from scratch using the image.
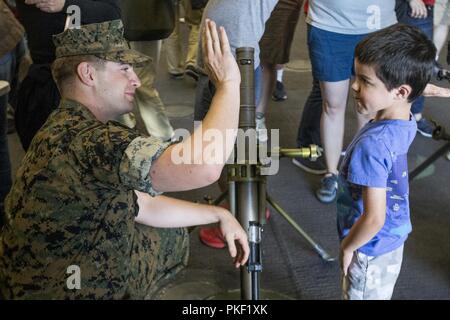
[0,20,189,299]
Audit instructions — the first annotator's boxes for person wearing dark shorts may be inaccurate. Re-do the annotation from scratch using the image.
[257,0,303,141]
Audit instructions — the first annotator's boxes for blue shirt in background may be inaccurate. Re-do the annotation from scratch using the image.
[337,117,417,256]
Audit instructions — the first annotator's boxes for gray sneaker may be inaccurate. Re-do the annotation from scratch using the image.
[315,173,338,203]
[272,80,287,101]
[185,64,199,81]
[169,72,184,80]
[416,117,435,138]
[292,157,327,175]
[256,115,268,142]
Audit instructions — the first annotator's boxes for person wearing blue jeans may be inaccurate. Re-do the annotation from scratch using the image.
[0,51,17,228]
[396,0,436,137]
[293,77,326,174]
[0,70,12,229]
[0,1,25,227]
[0,44,25,228]
[292,4,326,175]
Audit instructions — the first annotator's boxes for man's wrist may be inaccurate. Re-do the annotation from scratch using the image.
[215,80,240,91]
[214,207,229,223]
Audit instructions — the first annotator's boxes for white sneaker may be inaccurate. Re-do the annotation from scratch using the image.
[446,151,450,161]
[256,116,268,142]
[0,80,10,96]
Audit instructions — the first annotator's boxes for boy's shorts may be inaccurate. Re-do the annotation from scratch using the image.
[308,25,368,82]
[342,245,404,300]
[259,0,303,65]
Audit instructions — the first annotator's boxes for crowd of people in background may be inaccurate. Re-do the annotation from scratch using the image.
[0,0,448,300]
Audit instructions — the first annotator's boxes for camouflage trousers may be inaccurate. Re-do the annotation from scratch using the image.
[342,245,404,300]
[126,224,189,299]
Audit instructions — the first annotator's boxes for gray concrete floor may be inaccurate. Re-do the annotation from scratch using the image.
[7,15,450,299]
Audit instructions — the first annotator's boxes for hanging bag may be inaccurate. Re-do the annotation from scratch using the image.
[191,0,208,10]
[120,0,177,41]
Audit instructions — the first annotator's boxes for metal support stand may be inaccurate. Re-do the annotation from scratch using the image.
[207,48,333,301]
[266,194,335,262]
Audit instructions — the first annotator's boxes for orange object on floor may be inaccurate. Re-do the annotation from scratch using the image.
[199,226,226,249]
[199,207,271,249]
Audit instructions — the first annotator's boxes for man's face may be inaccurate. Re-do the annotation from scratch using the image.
[93,61,141,119]
[351,60,396,115]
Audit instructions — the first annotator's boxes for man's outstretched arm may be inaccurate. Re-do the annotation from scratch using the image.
[151,19,241,192]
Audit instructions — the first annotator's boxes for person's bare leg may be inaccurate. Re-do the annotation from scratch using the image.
[433,24,449,58]
[320,80,350,175]
[275,64,284,78]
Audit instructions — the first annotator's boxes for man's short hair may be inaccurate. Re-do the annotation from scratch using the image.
[51,55,105,93]
[355,24,436,102]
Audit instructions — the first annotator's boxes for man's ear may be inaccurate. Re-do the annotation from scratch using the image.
[76,62,96,87]
[394,84,412,101]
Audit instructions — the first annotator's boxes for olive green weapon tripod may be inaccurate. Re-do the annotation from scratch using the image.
[206,48,335,300]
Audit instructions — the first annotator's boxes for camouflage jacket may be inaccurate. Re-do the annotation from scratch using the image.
[0,99,174,299]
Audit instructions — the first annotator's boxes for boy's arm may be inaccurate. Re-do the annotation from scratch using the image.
[340,187,386,275]
[134,191,249,268]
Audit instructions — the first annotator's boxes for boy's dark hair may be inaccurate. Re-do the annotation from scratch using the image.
[355,24,436,102]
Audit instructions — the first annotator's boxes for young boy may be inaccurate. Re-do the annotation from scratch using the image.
[337,24,436,300]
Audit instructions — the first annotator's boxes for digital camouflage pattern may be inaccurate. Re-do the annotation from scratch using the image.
[0,99,188,299]
[53,19,150,65]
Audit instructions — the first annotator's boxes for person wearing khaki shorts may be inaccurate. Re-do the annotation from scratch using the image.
[165,0,204,80]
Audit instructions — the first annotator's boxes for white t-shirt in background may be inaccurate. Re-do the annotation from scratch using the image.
[307,0,397,35]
